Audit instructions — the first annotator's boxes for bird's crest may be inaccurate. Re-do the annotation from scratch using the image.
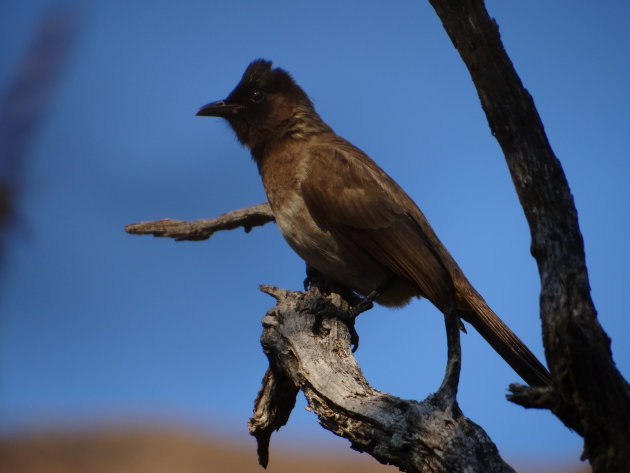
[242,59,274,85]
[238,58,300,95]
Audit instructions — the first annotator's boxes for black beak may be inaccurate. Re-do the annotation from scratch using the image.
[195,100,243,117]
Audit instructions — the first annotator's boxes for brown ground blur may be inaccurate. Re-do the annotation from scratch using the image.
[0,425,590,473]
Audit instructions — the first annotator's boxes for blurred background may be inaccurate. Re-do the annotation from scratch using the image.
[1,1,628,472]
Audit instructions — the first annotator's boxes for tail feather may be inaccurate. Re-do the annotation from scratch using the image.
[458,289,550,387]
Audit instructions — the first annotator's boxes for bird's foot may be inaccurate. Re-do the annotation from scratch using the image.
[306,296,360,352]
[303,267,388,351]
[308,289,381,352]
[350,290,378,316]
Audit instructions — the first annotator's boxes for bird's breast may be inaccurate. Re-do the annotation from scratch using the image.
[259,152,391,296]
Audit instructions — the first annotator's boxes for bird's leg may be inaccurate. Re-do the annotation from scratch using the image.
[348,287,380,317]
[304,264,359,302]
[304,265,364,351]
[437,307,462,403]
[303,264,322,291]
[352,276,394,317]
[339,280,392,351]
[304,267,390,352]
[309,297,362,353]
[336,293,374,352]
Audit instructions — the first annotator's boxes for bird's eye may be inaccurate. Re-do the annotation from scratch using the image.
[249,90,264,103]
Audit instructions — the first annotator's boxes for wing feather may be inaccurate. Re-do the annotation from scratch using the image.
[300,144,454,311]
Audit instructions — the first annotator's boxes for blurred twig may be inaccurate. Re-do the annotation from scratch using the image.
[0,5,82,268]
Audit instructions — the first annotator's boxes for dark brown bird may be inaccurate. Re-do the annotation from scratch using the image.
[197,59,550,387]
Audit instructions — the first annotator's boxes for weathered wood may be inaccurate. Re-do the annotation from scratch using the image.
[248,284,515,473]
[427,1,630,471]
[125,203,274,241]
[249,368,299,469]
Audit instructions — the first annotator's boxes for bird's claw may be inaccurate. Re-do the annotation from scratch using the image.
[308,298,361,352]
[309,293,378,352]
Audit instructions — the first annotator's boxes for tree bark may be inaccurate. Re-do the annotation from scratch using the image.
[427,1,630,471]
[248,284,515,473]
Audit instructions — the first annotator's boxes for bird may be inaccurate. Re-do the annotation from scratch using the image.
[196,59,550,387]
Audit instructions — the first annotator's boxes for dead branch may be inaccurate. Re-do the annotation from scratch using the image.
[248,284,515,473]
[125,202,274,241]
[428,1,630,471]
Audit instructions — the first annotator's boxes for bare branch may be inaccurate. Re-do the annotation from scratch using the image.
[248,285,515,473]
[506,384,555,411]
[428,0,630,470]
[437,309,462,400]
[125,203,274,241]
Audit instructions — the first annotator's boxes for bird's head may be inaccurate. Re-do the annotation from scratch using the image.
[196,59,313,150]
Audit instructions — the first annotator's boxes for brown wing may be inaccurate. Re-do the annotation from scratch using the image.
[300,143,550,386]
[300,143,455,312]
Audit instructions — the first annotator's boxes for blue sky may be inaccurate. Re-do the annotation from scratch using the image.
[1,0,628,468]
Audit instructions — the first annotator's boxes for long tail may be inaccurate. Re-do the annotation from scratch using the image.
[457,286,550,387]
